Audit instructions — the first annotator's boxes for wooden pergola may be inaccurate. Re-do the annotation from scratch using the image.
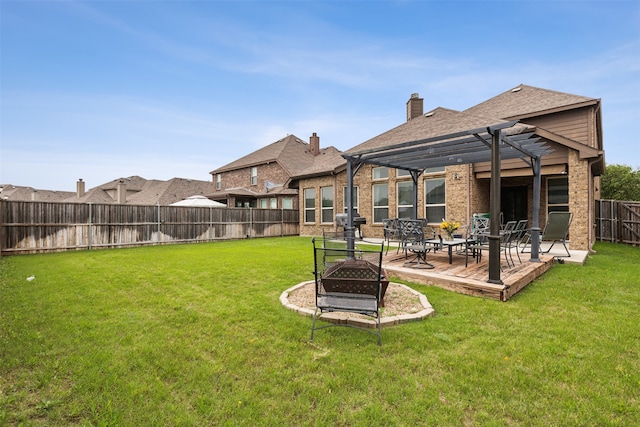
[341,121,553,284]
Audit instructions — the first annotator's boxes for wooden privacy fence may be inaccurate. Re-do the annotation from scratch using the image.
[595,199,640,246]
[0,201,300,255]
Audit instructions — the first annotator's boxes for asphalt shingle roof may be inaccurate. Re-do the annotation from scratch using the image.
[464,84,598,120]
[345,107,517,154]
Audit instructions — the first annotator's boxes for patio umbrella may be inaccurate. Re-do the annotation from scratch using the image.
[170,195,226,207]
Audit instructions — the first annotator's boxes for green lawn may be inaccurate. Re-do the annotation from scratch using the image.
[1,238,638,426]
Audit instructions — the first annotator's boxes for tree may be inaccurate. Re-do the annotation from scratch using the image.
[600,164,640,201]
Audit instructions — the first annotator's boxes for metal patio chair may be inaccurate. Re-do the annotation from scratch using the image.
[521,212,573,258]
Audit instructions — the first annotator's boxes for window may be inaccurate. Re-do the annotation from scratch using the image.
[425,178,445,223]
[373,183,389,223]
[343,186,359,213]
[270,198,277,209]
[547,177,569,214]
[250,167,258,185]
[321,186,334,223]
[397,181,414,218]
[215,174,221,190]
[397,169,411,177]
[304,188,315,223]
[259,198,268,208]
[282,197,293,210]
[372,167,388,180]
[424,166,446,174]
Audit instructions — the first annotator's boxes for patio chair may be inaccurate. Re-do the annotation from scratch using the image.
[310,238,385,345]
[382,218,401,254]
[398,218,427,257]
[521,212,573,258]
[507,219,528,266]
[476,220,518,269]
[456,215,490,267]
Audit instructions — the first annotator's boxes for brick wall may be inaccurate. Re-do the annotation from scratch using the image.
[568,150,591,250]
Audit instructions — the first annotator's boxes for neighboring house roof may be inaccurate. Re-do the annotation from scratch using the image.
[0,184,74,202]
[210,134,341,177]
[64,176,213,205]
[464,84,599,120]
[345,107,518,154]
[291,146,346,179]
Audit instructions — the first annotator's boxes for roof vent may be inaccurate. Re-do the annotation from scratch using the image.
[511,86,522,93]
[424,111,435,117]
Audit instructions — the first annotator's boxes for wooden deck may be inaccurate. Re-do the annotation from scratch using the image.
[381,246,555,301]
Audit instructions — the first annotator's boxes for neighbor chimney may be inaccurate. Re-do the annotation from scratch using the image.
[117,180,127,204]
[77,179,85,198]
[406,93,424,121]
[31,190,39,201]
[310,132,320,156]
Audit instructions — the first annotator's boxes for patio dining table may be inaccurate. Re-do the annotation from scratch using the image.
[425,237,469,264]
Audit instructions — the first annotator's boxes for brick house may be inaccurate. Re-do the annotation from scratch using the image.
[209,133,344,210]
[298,85,604,252]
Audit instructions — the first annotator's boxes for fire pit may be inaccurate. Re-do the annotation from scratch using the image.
[321,258,390,307]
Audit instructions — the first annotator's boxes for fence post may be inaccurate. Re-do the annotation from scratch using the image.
[157,203,161,243]
[88,203,93,250]
[209,206,213,241]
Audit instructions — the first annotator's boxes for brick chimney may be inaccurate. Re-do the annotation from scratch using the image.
[117,180,127,204]
[76,179,85,198]
[406,93,424,121]
[310,132,320,156]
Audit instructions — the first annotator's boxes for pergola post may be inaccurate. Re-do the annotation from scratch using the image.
[411,170,420,219]
[529,156,542,261]
[345,158,356,256]
[488,128,503,285]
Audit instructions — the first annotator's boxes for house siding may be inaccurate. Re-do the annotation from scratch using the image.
[524,108,591,146]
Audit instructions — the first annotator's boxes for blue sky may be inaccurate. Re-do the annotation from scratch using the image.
[2,0,639,191]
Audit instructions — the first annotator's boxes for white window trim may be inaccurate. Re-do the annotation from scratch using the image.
[304,188,315,224]
[424,177,446,224]
[372,182,389,224]
[397,181,413,218]
[372,166,389,181]
[321,186,334,224]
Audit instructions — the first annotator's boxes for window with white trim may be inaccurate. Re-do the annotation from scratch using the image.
[259,198,268,208]
[304,188,315,223]
[396,169,411,177]
[282,197,293,209]
[397,181,414,218]
[270,198,277,209]
[372,167,388,180]
[547,176,569,214]
[321,186,334,223]
[373,183,389,223]
[250,167,258,185]
[215,174,221,190]
[425,177,445,223]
